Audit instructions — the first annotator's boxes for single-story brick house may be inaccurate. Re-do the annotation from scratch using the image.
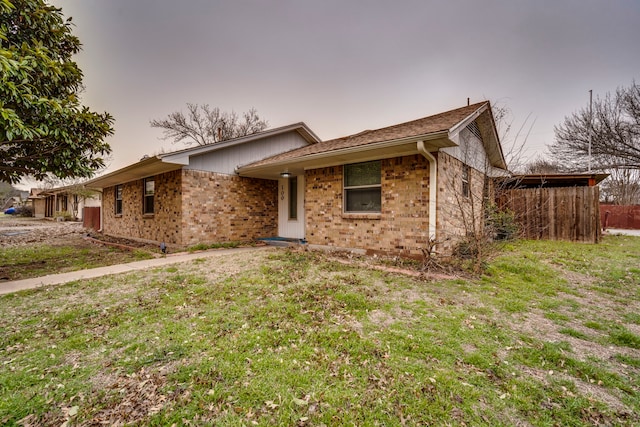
[29,186,101,220]
[86,101,508,257]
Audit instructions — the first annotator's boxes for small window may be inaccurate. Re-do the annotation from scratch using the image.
[143,177,155,214]
[288,177,297,220]
[344,161,381,212]
[115,185,123,215]
[462,165,470,198]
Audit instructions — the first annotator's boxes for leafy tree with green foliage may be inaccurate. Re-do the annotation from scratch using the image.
[0,0,113,183]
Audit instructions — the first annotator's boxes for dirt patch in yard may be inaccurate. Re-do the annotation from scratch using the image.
[0,217,162,253]
[0,217,85,248]
[0,217,160,281]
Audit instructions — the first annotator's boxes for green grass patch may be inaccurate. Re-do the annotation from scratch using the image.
[615,354,640,368]
[187,241,245,252]
[559,327,591,340]
[609,327,640,349]
[584,320,606,331]
[1,240,639,425]
[0,243,154,281]
[624,312,640,325]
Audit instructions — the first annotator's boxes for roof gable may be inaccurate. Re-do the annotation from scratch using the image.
[238,102,507,175]
[85,123,319,189]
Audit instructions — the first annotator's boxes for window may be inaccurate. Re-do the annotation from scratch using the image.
[462,165,470,198]
[344,161,381,212]
[288,177,297,220]
[143,177,155,214]
[115,185,123,215]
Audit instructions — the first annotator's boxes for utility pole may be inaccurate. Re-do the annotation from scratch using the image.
[588,89,593,172]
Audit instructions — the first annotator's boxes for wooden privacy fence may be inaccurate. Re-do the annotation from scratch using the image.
[83,207,101,231]
[497,186,601,243]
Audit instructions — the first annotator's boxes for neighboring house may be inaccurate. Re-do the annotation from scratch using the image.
[28,189,45,217]
[2,195,22,211]
[86,102,508,257]
[29,186,101,220]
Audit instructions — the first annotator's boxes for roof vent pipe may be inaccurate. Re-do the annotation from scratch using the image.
[417,140,437,243]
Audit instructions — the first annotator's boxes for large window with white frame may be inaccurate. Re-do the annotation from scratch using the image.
[344,160,381,213]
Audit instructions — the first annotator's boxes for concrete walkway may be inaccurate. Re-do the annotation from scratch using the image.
[0,246,270,296]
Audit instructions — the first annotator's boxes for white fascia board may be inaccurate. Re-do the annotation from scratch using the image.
[447,103,488,141]
[84,156,184,189]
[160,154,190,165]
[448,103,508,170]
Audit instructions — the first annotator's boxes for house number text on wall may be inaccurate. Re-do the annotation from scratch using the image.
[280,184,285,201]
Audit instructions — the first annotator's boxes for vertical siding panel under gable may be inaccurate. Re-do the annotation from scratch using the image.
[185,132,311,175]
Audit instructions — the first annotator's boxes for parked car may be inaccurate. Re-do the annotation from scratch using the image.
[3,207,16,215]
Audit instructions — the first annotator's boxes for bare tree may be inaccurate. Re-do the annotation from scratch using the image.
[521,157,566,174]
[491,104,536,172]
[551,82,640,171]
[600,168,640,205]
[549,82,640,204]
[150,104,268,146]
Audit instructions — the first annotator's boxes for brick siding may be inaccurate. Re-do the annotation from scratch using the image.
[102,169,183,245]
[305,155,433,258]
[436,152,488,255]
[102,169,278,247]
[101,154,487,256]
[304,153,489,258]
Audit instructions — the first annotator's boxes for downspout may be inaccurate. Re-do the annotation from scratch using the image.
[417,140,437,242]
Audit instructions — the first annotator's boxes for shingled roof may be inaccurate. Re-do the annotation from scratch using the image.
[241,101,489,169]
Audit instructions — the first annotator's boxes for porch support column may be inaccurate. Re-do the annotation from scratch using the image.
[417,140,437,242]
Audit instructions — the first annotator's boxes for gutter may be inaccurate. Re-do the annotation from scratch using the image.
[417,140,437,242]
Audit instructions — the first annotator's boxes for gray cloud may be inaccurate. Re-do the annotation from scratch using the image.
[48,0,640,176]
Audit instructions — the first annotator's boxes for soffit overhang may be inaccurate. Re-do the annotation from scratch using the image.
[237,132,453,179]
[83,122,319,189]
[84,157,185,189]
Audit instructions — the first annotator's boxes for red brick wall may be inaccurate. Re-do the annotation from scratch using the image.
[181,170,278,245]
[102,169,278,247]
[102,170,183,244]
[436,152,487,254]
[305,155,432,258]
[304,153,488,258]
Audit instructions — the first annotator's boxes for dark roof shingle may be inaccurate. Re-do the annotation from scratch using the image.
[245,101,488,168]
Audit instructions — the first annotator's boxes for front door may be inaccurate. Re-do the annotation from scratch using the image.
[278,175,305,239]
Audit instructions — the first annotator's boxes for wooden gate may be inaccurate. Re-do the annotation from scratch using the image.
[83,207,101,231]
[497,187,601,243]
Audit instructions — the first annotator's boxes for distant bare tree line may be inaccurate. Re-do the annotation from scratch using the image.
[522,81,640,205]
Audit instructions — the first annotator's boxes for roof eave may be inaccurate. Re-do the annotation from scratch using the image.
[448,102,507,170]
[84,156,185,189]
[159,122,321,164]
[237,131,452,179]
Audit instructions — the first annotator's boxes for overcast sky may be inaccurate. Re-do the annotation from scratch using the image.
[45,0,640,182]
